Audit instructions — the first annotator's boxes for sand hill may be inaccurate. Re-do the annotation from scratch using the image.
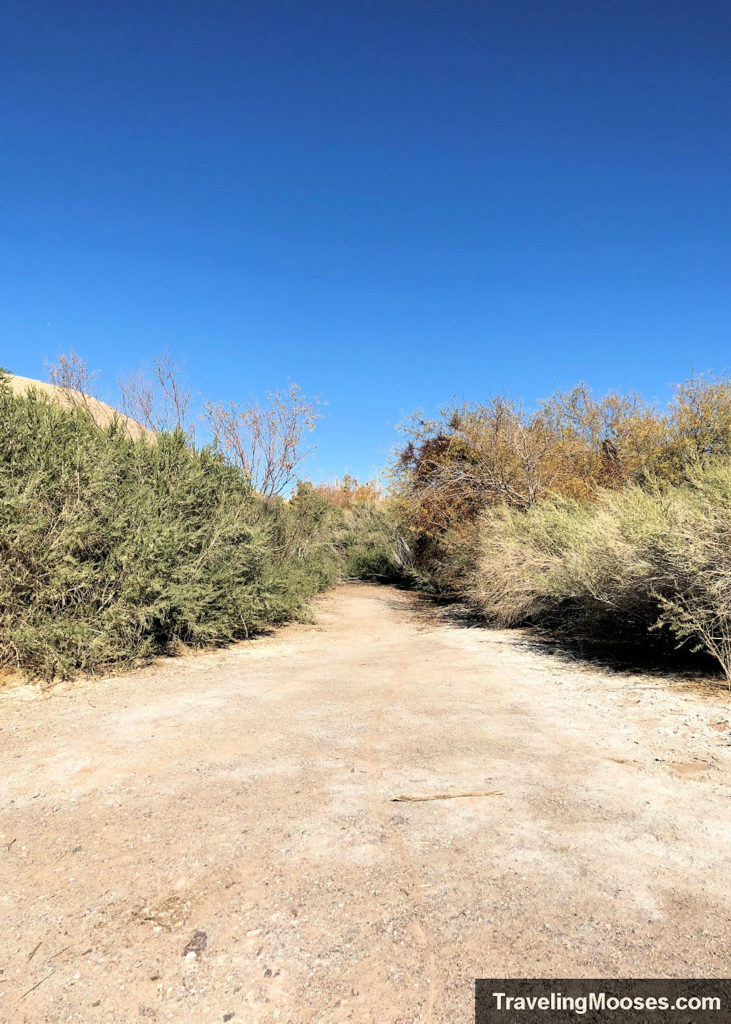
[5,373,152,440]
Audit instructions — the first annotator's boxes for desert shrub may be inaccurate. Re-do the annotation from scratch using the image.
[303,476,411,581]
[472,463,731,679]
[292,481,411,582]
[393,375,731,540]
[665,373,731,477]
[310,474,383,508]
[391,390,668,595]
[339,501,411,580]
[203,385,320,498]
[472,491,662,636]
[261,485,343,613]
[649,463,731,680]
[393,375,731,680]
[0,378,342,680]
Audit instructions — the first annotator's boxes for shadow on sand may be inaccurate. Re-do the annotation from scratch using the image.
[377,583,726,692]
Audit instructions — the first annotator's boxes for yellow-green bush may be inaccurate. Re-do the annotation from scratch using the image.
[472,464,731,679]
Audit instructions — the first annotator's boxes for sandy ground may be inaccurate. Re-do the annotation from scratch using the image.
[1,583,729,1024]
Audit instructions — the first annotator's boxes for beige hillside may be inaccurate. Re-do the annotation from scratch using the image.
[6,373,152,441]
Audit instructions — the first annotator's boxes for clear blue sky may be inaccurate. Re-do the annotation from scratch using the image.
[2,0,729,480]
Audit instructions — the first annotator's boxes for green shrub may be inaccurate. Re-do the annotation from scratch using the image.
[0,378,357,680]
[340,502,410,581]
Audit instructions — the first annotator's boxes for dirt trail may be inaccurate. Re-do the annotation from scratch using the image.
[1,584,729,1023]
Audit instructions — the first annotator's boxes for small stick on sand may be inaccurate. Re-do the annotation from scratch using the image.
[12,970,57,1005]
[392,790,504,802]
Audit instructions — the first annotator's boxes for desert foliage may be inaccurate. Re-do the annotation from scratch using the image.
[393,374,731,681]
[471,466,731,679]
[7,350,731,683]
[0,370,403,681]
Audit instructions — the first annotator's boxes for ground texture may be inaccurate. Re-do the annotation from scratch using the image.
[1,584,729,1023]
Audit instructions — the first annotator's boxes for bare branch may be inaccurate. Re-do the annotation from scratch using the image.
[118,352,192,435]
[44,350,100,417]
[203,384,320,497]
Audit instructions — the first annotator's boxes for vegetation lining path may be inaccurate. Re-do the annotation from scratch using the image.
[1,584,729,1022]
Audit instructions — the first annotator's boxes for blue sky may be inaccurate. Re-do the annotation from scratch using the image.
[2,0,729,480]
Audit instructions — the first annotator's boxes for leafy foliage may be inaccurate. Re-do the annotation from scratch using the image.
[0,378,397,680]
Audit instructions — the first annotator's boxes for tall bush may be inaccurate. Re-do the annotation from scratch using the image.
[472,465,731,680]
[0,377,354,680]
